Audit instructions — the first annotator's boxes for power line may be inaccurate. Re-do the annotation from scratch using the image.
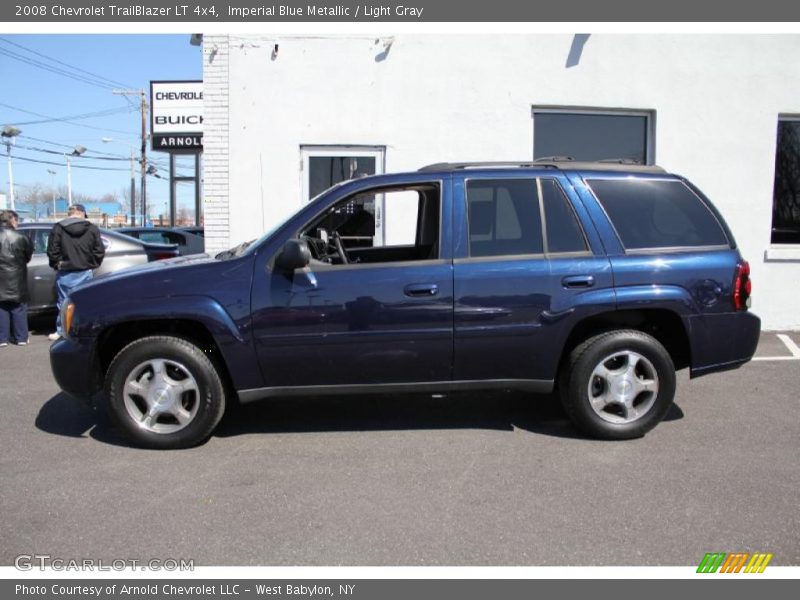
[0,46,117,91]
[0,36,133,89]
[12,137,192,177]
[9,106,134,126]
[15,143,131,161]
[17,134,132,158]
[12,154,131,172]
[0,101,139,137]
[11,152,189,177]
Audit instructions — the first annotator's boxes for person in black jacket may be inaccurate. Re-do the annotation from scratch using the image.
[46,204,105,340]
[0,210,33,347]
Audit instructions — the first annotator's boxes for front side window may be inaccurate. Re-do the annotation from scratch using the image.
[771,118,800,244]
[588,179,728,250]
[300,183,440,265]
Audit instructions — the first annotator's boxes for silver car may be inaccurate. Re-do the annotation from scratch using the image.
[18,223,179,318]
[115,226,205,256]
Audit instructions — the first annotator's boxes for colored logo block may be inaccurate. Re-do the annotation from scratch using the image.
[697,552,773,573]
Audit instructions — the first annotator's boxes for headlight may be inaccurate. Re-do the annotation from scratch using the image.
[63,301,75,336]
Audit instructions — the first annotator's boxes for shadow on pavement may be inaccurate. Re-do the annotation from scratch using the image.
[35,393,133,447]
[216,391,616,441]
[36,389,684,447]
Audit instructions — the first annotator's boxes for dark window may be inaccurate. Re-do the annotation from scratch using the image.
[32,229,49,254]
[466,179,543,257]
[588,179,728,250]
[541,179,588,253]
[534,111,652,165]
[308,156,377,200]
[771,119,800,244]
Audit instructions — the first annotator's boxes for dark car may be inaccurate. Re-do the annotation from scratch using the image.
[50,161,759,449]
[115,227,205,256]
[176,226,204,238]
[18,223,179,318]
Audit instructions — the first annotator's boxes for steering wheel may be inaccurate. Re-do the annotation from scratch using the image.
[332,231,349,265]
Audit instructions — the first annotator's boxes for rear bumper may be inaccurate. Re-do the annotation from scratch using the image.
[50,336,100,405]
[688,311,761,378]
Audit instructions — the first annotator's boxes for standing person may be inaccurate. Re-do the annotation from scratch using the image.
[0,210,33,347]
[46,204,105,341]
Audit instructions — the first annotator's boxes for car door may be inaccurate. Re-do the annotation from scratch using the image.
[24,228,57,314]
[250,176,454,389]
[452,173,613,385]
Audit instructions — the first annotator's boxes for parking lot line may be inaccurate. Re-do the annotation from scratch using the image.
[752,333,800,361]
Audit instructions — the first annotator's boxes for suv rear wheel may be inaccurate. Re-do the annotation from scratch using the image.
[560,330,676,439]
[105,336,226,449]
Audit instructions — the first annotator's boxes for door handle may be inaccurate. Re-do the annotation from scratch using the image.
[404,283,439,297]
[562,275,595,289]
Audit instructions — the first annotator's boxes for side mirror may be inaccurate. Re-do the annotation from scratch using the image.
[275,238,311,271]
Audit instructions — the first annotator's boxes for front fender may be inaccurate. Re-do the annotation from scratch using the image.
[73,295,262,391]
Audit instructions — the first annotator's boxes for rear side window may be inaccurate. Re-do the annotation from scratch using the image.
[588,179,729,250]
[541,179,588,253]
[466,179,543,257]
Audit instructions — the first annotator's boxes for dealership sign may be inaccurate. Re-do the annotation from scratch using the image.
[150,80,203,151]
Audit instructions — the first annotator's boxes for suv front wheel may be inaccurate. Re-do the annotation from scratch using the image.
[105,336,226,449]
[560,330,676,440]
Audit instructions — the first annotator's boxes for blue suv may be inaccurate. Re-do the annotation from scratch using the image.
[50,161,760,448]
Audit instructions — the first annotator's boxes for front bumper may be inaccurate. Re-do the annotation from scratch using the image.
[688,311,761,378]
[50,336,100,405]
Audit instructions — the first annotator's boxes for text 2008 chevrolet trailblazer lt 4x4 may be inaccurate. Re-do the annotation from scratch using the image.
[50,161,760,449]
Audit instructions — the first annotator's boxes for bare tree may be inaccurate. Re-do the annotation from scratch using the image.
[20,183,48,218]
[101,191,119,204]
[121,184,140,216]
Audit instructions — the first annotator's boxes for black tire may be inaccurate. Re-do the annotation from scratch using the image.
[105,336,226,449]
[559,330,676,440]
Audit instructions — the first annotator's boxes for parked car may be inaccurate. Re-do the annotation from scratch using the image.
[18,223,180,319]
[115,227,205,256]
[50,161,760,449]
[176,226,204,238]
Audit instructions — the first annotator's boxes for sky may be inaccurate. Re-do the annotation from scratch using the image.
[0,34,202,216]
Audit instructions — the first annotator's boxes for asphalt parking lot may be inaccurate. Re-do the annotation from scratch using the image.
[1,329,798,566]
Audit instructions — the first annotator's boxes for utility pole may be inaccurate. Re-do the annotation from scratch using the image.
[66,155,73,205]
[114,88,148,225]
[130,149,136,226]
[2,126,21,210]
[47,168,56,218]
[6,143,13,210]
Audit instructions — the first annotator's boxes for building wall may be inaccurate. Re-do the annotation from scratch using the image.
[203,34,800,330]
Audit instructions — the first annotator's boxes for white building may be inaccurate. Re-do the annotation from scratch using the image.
[201,34,800,330]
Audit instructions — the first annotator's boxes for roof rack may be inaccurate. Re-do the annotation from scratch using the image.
[418,161,557,172]
[417,160,666,174]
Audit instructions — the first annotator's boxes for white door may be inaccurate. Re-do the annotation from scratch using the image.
[300,146,386,244]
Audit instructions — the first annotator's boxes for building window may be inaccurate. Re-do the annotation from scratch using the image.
[300,146,385,201]
[532,108,655,165]
[301,146,386,242]
[771,118,800,244]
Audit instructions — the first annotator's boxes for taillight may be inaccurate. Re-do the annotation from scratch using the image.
[733,261,751,311]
